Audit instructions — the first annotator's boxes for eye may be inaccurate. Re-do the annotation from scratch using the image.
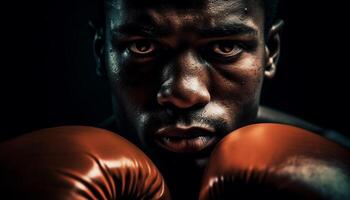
[129,40,156,55]
[212,41,243,57]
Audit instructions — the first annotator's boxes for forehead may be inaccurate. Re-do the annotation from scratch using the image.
[106,0,264,34]
[108,0,256,10]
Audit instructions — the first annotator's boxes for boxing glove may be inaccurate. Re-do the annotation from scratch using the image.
[199,123,350,200]
[0,126,171,200]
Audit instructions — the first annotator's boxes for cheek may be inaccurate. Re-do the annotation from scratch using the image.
[211,54,265,104]
[239,58,265,101]
[105,50,121,90]
[213,56,264,127]
[105,50,160,129]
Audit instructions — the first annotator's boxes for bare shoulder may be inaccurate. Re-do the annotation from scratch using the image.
[257,106,350,148]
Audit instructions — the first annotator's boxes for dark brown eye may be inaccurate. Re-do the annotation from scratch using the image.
[212,42,242,57]
[129,40,156,55]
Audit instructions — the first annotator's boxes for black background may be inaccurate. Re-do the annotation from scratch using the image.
[1,1,349,141]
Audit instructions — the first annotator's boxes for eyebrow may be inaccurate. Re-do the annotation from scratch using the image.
[196,24,258,38]
[113,23,172,38]
[112,22,258,38]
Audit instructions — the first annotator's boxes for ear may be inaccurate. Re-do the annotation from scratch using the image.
[89,20,106,77]
[264,20,284,79]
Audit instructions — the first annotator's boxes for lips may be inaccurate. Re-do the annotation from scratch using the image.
[154,126,218,153]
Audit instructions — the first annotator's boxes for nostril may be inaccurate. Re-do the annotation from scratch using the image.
[157,86,210,110]
[157,73,210,109]
[157,87,171,106]
[160,102,205,117]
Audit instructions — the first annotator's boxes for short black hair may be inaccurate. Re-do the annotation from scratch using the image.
[95,0,280,36]
[263,0,280,34]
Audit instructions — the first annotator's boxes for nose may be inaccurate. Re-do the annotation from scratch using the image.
[157,50,210,109]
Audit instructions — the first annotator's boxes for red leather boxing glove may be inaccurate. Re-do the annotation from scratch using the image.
[199,123,350,200]
[0,126,171,200]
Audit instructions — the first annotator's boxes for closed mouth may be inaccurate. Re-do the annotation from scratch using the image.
[154,126,218,153]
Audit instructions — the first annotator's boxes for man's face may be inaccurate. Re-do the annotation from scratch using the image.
[103,0,270,156]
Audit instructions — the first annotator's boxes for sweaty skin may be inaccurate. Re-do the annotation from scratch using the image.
[95,0,281,198]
